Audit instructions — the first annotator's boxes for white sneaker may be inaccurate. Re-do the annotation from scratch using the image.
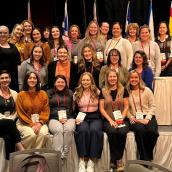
[86,159,94,172]
[79,159,86,172]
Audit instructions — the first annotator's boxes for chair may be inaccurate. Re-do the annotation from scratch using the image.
[124,160,172,172]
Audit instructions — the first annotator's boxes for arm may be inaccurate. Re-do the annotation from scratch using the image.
[154,42,161,77]
[99,99,118,128]
[124,39,133,69]
[121,97,129,118]
[44,43,51,65]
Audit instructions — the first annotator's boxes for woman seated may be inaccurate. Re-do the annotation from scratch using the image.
[130,50,153,90]
[19,45,48,90]
[47,75,75,159]
[99,69,130,172]
[0,70,24,160]
[74,72,103,172]
[99,48,129,88]
[16,72,50,149]
[127,70,159,161]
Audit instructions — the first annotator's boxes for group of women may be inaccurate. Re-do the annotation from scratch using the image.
[0,19,170,172]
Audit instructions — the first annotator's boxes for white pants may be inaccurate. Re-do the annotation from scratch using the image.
[17,120,50,149]
[48,119,76,158]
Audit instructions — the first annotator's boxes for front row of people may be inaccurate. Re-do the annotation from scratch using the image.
[0,69,159,172]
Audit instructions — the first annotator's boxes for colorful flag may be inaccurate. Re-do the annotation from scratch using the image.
[27,0,31,21]
[62,0,69,37]
[148,0,154,40]
[93,0,97,21]
[125,1,131,33]
[169,2,172,36]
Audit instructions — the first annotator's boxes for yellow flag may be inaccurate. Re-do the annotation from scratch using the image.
[169,2,172,36]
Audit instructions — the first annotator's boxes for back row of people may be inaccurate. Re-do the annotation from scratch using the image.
[0,69,159,172]
[0,20,172,91]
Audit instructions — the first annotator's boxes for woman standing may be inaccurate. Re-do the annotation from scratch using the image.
[0,70,24,159]
[24,27,51,64]
[127,70,159,161]
[131,50,154,90]
[0,25,21,91]
[48,46,78,91]
[77,20,105,65]
[16,72,50,149]
[47,75,75,159]
[48,26,65,62]
[104,22,133,69]
[132,24,161,77]
[99,69,129,171]
[99,48,129,88]
[9,23,25,62]
[78,44,100,88]
[19,45,48,90]
[74,72,103,172]
[155,21,172,76]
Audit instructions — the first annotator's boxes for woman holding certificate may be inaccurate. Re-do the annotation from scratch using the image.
[16,72,50,149]
[127,70,159,161]
[47,75,75,159]
[99,69,129,172]
[74,72,103,172]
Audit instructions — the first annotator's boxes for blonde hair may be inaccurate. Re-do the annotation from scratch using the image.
[127,70,145,92]
[74,72,99,103]
[127,23,139,37]
[104,69,124,96]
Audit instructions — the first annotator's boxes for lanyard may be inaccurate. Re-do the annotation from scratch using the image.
[34,64,41,81]
[56,95,66,107]
[105,38,121,56]
[131,89,143,112]
[112,95,121,111]
[141,42,150,60]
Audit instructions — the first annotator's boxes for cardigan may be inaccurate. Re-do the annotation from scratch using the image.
[18,58,48,90]
[128,87,156,120]
[16,90,50,127]
[99,65,129,88]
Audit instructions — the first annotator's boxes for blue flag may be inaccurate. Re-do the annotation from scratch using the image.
[62,0,69,37]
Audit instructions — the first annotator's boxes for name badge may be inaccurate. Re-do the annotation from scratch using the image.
[4,111,11,117]
[96,51,103,61]
[31,114,39,123]
[73,56,78,64]
[58,110,67,120]
[161,53,166,61]
[113,110,123,120]
[53,57,58,61]
[136,112,144,120]
[148,60,152,67]
[76,112,86,121]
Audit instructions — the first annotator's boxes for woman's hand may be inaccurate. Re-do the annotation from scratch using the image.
[130,117,137,124]
[109,120,118,128]
[32,122,42,135]
[76,119,82,125]
[59,118,67,124]
[137,119,150,125]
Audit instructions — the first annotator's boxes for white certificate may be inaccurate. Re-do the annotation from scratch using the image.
[58,110,67,120]
[76,112,86,121]
[135,112,144,120]
[31,114,39,123]
[113,110,123,120]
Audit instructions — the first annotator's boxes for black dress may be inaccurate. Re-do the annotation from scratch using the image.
[0,43,21,91]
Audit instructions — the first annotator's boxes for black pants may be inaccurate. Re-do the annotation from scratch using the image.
[103,119,129,162]
[130,116,159,161]
[0,119,21,159]
[75,118,103,159]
